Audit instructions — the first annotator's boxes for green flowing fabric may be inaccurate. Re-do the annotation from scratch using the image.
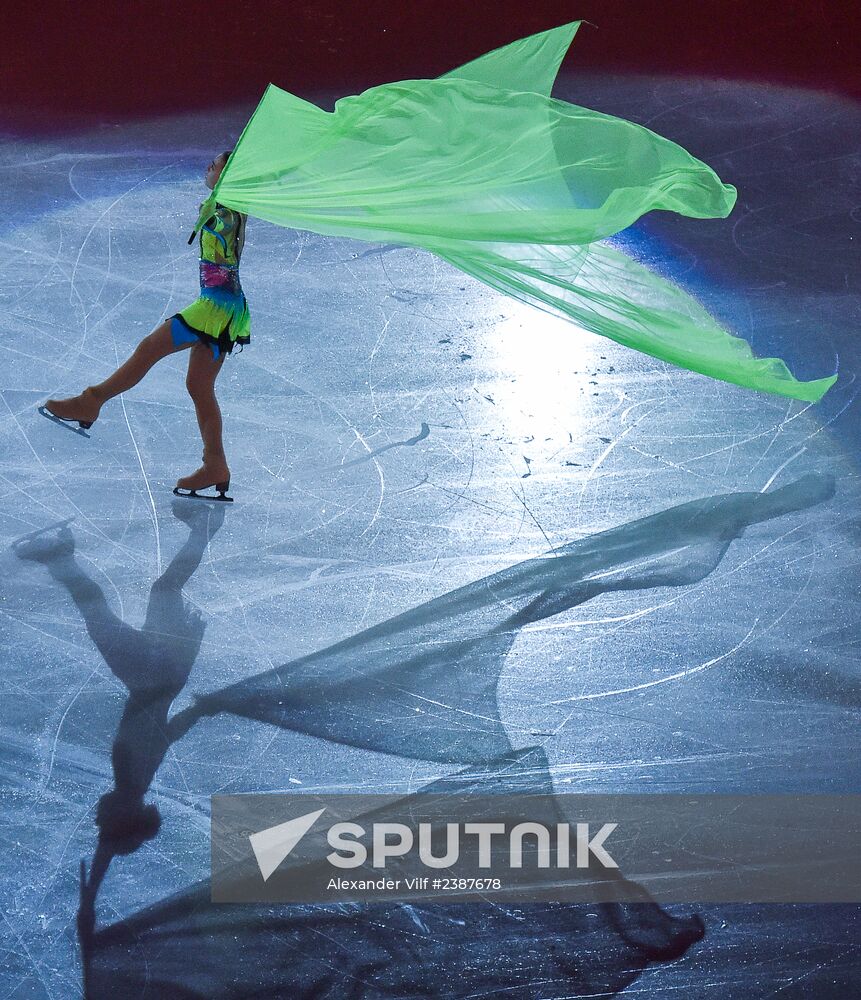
[194,21,837,402]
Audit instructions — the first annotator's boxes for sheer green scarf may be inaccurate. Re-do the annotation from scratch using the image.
[192,22,836,402]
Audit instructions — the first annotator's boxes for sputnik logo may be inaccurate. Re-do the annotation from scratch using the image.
[249,808,326,881]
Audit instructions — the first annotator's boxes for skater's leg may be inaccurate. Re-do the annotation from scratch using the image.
[176,341,229,490]
[45,319,189,423]
[13,526,140,672]
[144,499,226,629]
[186,341,227,466]
[91,319,190,402]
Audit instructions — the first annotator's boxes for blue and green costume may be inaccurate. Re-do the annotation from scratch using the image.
[171,202,251,360]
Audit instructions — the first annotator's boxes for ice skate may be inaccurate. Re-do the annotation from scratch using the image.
[40,387,102,433]
[174,460,233,502]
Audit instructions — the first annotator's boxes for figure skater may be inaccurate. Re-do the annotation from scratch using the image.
[40,150,250,501]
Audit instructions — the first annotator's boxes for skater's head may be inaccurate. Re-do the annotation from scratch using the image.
[96,790,162,852]
[204,149,233,190]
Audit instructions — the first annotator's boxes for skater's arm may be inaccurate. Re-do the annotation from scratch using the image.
[236,212,247,261]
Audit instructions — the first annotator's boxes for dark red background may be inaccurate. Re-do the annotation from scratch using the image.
[5,0,859,125]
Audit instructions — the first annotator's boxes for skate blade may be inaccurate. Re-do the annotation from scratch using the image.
[173,486,234,503]
[38,405,92,437]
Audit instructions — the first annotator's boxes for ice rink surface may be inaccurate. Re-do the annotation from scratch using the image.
[1,73,859,997]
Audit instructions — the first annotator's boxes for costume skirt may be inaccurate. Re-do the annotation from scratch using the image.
[170,262,250,360]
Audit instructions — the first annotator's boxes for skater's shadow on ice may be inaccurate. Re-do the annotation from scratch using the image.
[12,500,225,953]
[12,473,836,999]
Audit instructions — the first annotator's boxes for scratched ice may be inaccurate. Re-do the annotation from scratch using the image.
[1,75,859,999]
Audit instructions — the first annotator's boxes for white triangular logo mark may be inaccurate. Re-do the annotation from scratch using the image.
[249,807,326,881]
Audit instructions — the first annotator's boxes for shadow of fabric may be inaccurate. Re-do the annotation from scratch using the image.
[174,473,835,763]
[87,746,705,1000]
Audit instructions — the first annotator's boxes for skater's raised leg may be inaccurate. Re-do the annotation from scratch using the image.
[175,340,230,494]
[43,319,188,426]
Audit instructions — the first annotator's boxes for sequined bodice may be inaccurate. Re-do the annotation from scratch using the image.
[199,260,242,293]
[200,204,245,272]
